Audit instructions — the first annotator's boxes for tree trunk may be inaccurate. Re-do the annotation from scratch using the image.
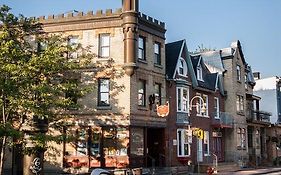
[0,136,7,175]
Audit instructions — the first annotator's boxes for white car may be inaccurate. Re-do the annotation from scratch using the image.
[90,168,111,175]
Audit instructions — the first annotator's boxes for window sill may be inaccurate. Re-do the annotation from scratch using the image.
[177,110,189,114]
[237,111,245,116]
[237,146,246,150]
[197,114,210,118]
[138,59,147,64]
[138,106,148,111]
[178,74,188,78]
[154,64,163,69]
[96,106,112,110]
[97,57,110,61]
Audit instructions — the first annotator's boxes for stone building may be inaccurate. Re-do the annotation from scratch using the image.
[196,41,263,167]
[32,0,167,174]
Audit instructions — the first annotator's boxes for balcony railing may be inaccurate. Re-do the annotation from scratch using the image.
[212,112,234,128]
[247,109,271,123]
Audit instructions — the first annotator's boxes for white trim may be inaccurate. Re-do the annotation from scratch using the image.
[172,40,186,79]
[176,87,189,113]
[197,64,204,81]
[177,129,191,157]
[177,57,188,77]
[204,131,210,156]
[214,97,220,119]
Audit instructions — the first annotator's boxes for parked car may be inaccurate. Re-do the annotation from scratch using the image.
[90,168,111,175]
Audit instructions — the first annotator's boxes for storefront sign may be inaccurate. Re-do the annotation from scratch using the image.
[192,128,204,140]
[156,102,169,117]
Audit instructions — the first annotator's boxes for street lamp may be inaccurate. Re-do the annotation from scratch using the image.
[189,95,206,113]
[188,95,207,171]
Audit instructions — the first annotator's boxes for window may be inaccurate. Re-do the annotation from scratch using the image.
[197,65,203,81]
[68,36,79,59]
[237,128,246,148]
[99,34,110,58]
[154,42,161,65]
[98,79,110,106]
[177,87,189,113]
[245,74,248,89]
[65,79,78,109]
[154,83,161,105]
[256,129,260,147]
[177,129,191,157]
[138,36,146,60]
[214,97,220,119]
[197,94,208,116]
[236,95,244,113]
[138,80,146,106]
[236,65,241,81]
[204,131,209,156]
[178,58,187,76]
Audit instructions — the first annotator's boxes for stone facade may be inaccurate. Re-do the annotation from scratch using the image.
[35,0,167,173]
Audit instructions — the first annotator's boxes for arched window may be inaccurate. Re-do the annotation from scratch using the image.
[178,58,187,76]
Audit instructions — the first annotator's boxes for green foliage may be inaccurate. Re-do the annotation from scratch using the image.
[0,5,97,151]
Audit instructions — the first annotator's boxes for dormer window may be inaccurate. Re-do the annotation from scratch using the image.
[197,65,203,81]
[178,58,187,76]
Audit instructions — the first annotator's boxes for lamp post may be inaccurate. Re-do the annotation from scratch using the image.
[189,95,206,173]
[189,95,206,114]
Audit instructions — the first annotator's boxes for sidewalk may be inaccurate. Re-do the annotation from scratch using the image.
[218,167,281,175]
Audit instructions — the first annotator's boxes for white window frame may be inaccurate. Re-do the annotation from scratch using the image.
[196,94,208,117]
[237,128,246,148]
[176,87,189,113]
[236,65,241,81]
[177,129,191,157]
[178,58,188,76]
[98,78,110,106]
[154,42,161,65]
[138,36,145,60]
[138,80,146,106]
[245,74,248,89]
[68,36,79,59]
[236,95,244,112]
[99,34,110,58]
[204,131,210,156]
[197,65,203,81]
[214,97,220,119]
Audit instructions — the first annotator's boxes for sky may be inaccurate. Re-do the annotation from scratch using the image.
[1,0,281,78]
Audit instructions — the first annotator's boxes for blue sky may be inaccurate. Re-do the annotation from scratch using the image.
[2,0,281,78]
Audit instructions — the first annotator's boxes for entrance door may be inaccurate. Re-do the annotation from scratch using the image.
[213,137,223,161]
[197,138,203,162]
[146,128,165,167]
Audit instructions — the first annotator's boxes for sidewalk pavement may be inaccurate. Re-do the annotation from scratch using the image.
[218,167,281,175]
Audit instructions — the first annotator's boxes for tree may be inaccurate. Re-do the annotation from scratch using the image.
[0,5,108,174]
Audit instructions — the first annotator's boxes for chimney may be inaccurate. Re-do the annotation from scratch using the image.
[121,0,139,76]
[122,0,139,12]
[253,72,261,80]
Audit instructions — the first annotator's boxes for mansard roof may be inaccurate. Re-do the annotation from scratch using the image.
[200,50,225,74]
[190,55,219,91]
[165,40,185,79]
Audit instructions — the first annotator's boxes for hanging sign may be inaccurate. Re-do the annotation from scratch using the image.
[192,128,204,140]
[156,101,169,117]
